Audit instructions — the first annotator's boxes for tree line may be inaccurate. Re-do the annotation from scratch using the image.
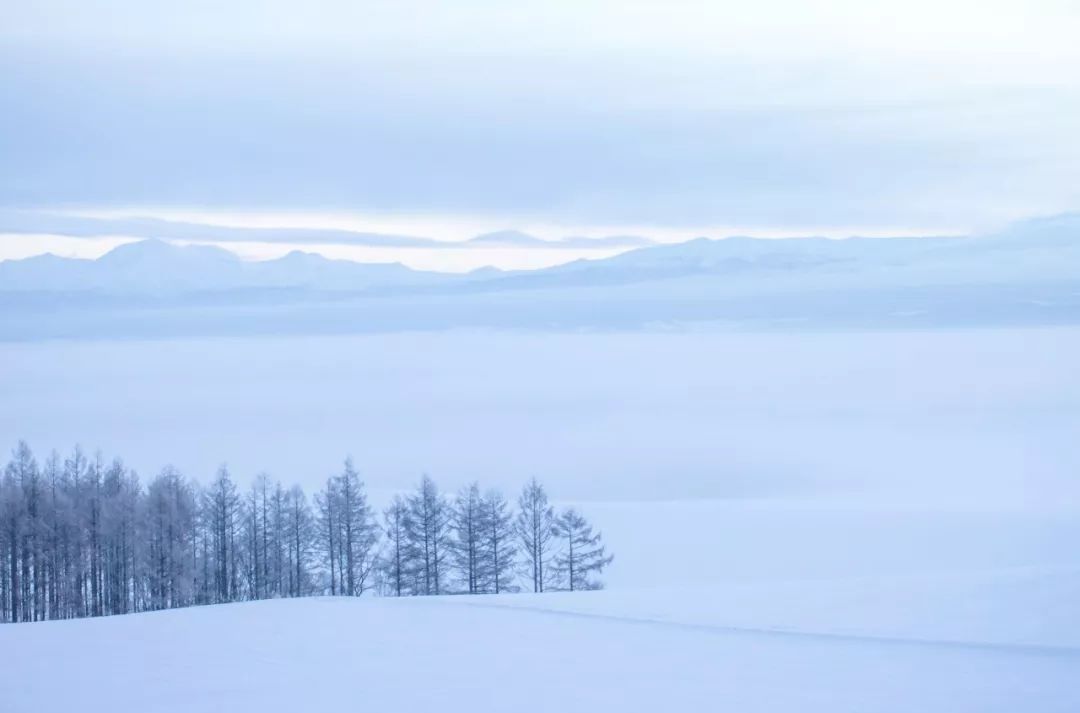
[0,441,612,623]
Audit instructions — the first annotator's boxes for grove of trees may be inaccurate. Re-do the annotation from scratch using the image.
[0,441,612,624]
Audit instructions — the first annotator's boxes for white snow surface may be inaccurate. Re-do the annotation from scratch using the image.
[3,567,1079,713]
[4,496,1080,711]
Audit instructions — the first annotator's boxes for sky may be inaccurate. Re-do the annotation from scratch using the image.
[2,0,1079,267]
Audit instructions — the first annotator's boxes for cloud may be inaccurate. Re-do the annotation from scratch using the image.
[2,1,1079,231]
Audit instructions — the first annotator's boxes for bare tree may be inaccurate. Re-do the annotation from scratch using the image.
[314,476,339,595]
[285,486,315,597]
[553,508,613,591]
[205,465,240,603]
[381,496,410,597]
[1,442,37,621]
[480,488,517,594]
[337,459,378,596]
[2,440,620,623]
[451,483,483,593]
[145,466,196,610]
[515,478,556,593]
[406,475,450,595]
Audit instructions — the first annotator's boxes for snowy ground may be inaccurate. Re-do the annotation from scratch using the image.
[4,498,1080,712]
[3,577,1079,713]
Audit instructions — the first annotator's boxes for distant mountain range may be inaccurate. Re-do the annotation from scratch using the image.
[1,213,1078,338]
[0,240,461,293]
[6,213,1075,294]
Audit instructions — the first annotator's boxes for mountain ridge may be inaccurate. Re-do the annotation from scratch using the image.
[2,214,1079,296]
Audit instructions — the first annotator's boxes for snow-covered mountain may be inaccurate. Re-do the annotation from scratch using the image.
[2,215,1079,338]
[0,239,454,293]
[985,212,1080,247]
[5,213,1080,296]
[485,214,1080,290]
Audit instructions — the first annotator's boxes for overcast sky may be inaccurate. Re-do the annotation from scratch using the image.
[3,0,1079,248]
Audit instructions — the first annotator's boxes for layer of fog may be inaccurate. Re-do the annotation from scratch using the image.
[3,328,1077,508]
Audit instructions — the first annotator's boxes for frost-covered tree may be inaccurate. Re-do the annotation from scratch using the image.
[270,481,287,597]
[63,446,90,617]
[337,459,378,596]
[479,488,516,594]
[252,473,273,599]
[2,440,621,623]
[84,452,104,617]
[406,475,450,595]
[20,443,45,621]
[145,466,196,610]
[1,442,36,621]
[314,476,339,595]
[451,483,484,593]
[381,496,411,597]
[515,478,556,593]
[240,483,260,600]
[553,508,613,591]
[205,465,240,603]
[42,451,65,619]
[100,458,137,615]
[284,485,315,597]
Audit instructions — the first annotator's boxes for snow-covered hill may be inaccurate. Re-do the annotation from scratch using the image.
[3,569,1078,713]
[4,486,1080,712]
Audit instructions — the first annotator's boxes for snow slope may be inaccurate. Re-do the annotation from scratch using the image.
[4,496,1080,712]
[3,581,1078,713]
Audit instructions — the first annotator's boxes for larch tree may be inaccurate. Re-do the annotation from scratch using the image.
[381,496,410,597]
[64,446,89,617]
[146,466,196,610]
[1,442,37,621]
[515,478,556,593]
[3,440,620,624]
[242,482,261,600]
[479,488,517,594]
[314,475,339,595]
[254,473,273,599]
[406,475,450,596]
[337,459,379,596]
[205,465,240,603]
[553,508,613,591]
[451,482,483,593]
[271,481,287,597]
[285,485,315,597]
